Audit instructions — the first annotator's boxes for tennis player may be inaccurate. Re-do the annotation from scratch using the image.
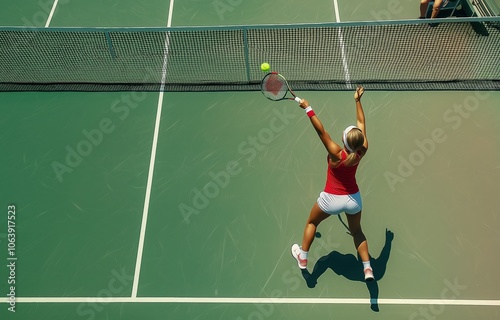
[291,86,374,281]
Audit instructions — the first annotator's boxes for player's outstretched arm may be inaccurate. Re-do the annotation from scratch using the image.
[299,99,342,161]
[354,86,368,151]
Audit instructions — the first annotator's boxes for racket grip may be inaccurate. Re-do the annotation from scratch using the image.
[294,96,302,103]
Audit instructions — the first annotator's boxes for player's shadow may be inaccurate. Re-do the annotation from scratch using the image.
[301,229,394,312]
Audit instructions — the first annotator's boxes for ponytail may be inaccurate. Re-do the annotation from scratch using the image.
[342,128,364,166]
[343,151,359,166]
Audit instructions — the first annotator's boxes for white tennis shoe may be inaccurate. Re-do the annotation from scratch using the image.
[291,244,307,270]
[364,267,375,281]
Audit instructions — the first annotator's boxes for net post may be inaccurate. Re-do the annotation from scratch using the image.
[243,27,251,83]
[104,31,117,60]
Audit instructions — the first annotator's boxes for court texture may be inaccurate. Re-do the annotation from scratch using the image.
[0,0,499,319]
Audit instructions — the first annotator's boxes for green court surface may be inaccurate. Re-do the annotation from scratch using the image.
[1,1,499,320]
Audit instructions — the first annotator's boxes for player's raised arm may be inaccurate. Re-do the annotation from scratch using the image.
[354,86,368,151]
[299,99,342,161]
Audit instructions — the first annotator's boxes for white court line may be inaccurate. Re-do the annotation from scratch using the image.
[333,0,341,22]
[333,0,352,89]
[3,297,500,306]
[131,0,175,298]
[167,0,175,27]
[45,0,59,27]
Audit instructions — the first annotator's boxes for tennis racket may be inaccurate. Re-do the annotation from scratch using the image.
[261,72,301,103]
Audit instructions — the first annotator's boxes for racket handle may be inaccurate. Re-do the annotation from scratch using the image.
[294,96,302,103]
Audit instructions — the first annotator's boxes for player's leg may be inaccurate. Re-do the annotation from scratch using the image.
[292,202,330,270]
[302,202,330,252]
[345,211,369,261]
[346,211,374,281]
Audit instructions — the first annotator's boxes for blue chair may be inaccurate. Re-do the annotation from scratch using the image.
[426,0,461,18]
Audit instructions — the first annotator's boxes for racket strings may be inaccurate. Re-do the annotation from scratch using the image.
[262,74,287,100]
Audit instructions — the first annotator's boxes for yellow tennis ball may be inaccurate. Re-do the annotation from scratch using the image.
[261,62,270,72]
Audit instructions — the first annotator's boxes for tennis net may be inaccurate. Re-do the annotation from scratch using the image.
[0,17,499,91]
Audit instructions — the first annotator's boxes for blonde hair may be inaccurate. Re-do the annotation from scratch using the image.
[343,129,364,166]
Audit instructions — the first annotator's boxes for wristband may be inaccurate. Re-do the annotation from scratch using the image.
[304,106,315,118]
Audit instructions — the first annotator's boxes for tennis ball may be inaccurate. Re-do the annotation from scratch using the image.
[261,62,270,72]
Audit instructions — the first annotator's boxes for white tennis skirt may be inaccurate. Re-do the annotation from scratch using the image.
[317,191,362,215]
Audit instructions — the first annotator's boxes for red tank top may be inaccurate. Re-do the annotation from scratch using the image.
[324,150,361,195]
